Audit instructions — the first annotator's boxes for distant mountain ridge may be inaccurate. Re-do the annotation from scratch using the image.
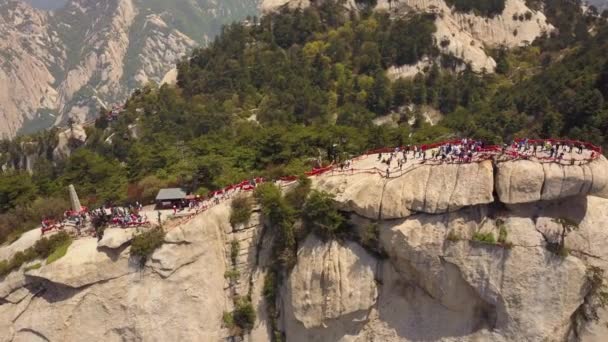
[262,0,553,74]
[0,0,259,139]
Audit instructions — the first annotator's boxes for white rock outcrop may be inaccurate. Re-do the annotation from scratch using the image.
[52,124,88,159]
[314,171,386,219]
[262,0,553,73]
[27,238,135,288]
[282,196,603,341]
[0,203,230,341]
[496,156,608,204]
[0,228,41,262]
[97,228,137,249]
[315,160,494,219]
[383,160,494,217]
[284,235,378,330]
[149,203,232,278]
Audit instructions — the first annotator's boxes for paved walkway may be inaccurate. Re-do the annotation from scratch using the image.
[36,138,603,238]
[345,142,598,179]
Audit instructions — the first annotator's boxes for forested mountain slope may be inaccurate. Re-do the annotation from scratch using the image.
[0,0,607,251]
[1,1,608,341]
[262,0,554,72]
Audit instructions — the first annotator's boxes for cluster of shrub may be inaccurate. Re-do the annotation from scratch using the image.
[444,0,506,17]
[130,228,166,266]
[0,231,72,277]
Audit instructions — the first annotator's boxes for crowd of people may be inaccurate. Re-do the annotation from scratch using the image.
[42,202,153,236]
[39,137,602,236]
[508,139,598,162]
[364,137,601,178]
[373,138,489,176]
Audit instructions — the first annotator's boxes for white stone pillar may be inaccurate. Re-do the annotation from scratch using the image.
[69,184,81,212]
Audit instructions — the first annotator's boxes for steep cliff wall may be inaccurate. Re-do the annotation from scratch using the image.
[0,203,232,341]
[281,197,608,342]
[1,158,608,341]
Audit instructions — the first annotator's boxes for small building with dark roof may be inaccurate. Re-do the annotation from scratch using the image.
[155,188,187,209]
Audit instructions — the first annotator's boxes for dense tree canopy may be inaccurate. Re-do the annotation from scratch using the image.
[445,0,506,17]
[0,0,607,244]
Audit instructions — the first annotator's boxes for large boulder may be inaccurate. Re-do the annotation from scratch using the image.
[150,202,231,278]
[379,204,591,341]
[97,228,137,249]
[28,238,134,288]
[496,157,608,204]
[588,156,608,198]
[313,171,386,219]
[284,235,379,330]
[379,207,495,313]
[495,160,544,203]
[383,160,494,218]
[0,228,42,261]
[0,271,29,301]
[315,160,494,220]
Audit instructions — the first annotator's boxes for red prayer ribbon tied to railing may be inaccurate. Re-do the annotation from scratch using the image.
[203,138,602,201]
[514,138,603,154]
[49,137,600,233]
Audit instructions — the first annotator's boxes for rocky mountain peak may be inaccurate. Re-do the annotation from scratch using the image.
[0,0,258,139]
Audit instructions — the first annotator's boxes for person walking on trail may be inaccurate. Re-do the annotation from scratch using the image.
[386,168,390,178]
[378,153,382,161]
[549,146,556,158]
[157,211,162,226]
[578,144,584,154]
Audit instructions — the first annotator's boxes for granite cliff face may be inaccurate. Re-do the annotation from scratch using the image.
[262,0,553,74]
[0,0,259,139]
[315,156,608,219]
[1,157,608,341]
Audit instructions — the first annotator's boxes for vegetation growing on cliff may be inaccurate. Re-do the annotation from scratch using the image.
[445,0,506,17]
[130,228,166,265]
[0,231,72,277]
[302,190,346,238]
[230,195,253,227]
[1,0,608,247]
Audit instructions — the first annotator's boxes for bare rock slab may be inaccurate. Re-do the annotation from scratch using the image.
[285,235,379,329]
